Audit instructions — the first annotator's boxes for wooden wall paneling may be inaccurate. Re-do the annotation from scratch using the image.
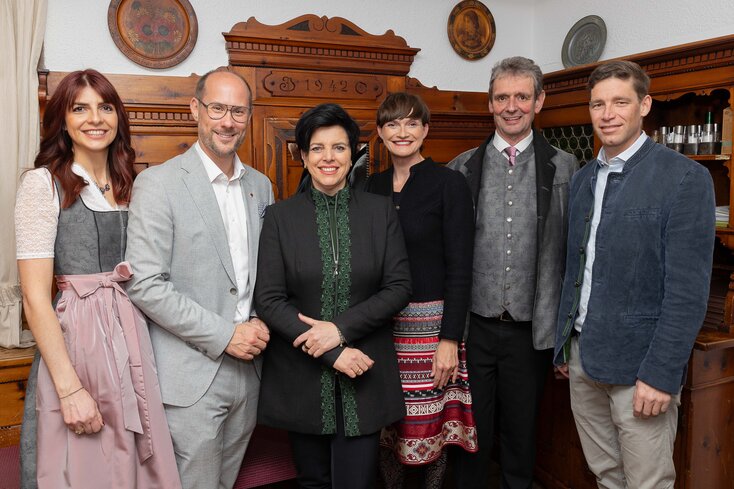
[406,78,493,165]
[682,337,734,489]
[534,375,597,489]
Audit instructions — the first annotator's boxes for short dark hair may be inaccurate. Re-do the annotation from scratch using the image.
[195,67,253,108]
[587,60,650,101]
[295,103,361,158]
[376,92,430,126]
[489,56,544,99]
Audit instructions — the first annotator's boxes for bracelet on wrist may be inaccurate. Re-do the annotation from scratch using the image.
[59,386,83,400]
[336,327,346,347]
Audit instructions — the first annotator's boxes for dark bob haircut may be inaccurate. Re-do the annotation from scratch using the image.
[295,103,361,158]
[376,92,430,127]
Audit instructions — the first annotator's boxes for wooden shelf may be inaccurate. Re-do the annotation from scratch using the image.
[687,153,731,162]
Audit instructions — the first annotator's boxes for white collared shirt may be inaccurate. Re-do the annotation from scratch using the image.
[194,142,251,324]
[575,132,649,332]
[493,131,534,162]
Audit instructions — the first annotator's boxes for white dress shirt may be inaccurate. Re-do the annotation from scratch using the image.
[194,142,252,324]
[493,130,534,161]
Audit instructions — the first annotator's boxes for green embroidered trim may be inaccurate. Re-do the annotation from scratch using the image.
[312,187,359,435]
[319,367,336,434]
[338,375,360,436]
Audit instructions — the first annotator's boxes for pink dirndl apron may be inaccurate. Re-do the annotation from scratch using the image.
[35,262,181,489]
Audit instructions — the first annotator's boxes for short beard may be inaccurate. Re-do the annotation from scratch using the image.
[200,130,246,160]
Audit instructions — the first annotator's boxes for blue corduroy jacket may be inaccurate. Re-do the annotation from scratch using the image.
[553,138,715,394]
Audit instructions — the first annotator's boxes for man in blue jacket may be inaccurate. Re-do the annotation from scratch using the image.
[554,60,715,488]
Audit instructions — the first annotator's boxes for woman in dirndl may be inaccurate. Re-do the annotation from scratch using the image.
[15,69,181,489]
[368,92,478,488]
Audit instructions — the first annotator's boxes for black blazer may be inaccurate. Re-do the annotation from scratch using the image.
[366,158,474,341]
[255,189,411,436]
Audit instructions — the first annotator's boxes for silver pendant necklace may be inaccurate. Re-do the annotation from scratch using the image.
[326,194,340,277]
[88,175,110,194]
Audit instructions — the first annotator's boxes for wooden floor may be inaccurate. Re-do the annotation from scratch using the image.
[0,446,545,489]
[253,460,545,488]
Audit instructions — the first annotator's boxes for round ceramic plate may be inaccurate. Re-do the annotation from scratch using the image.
[108,0,198,69]
[562,15,606,68]
[447,0,496,60]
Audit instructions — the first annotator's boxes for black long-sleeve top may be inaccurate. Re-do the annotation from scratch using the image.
[367,158,474,341]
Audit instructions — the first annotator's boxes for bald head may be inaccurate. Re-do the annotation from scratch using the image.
[195,69,252,109]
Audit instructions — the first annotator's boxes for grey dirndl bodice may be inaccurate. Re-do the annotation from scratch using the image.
[53,180,128,275]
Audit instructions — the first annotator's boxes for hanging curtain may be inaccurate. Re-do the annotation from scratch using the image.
[0,0,47,347]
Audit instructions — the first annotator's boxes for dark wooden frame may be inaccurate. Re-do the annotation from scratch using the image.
[107,0,198,69]
[447,0,496,60]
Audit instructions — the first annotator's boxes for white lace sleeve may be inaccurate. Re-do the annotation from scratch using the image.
[15,168,59,260]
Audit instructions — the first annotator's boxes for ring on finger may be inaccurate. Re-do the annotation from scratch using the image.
[75,427,84,435]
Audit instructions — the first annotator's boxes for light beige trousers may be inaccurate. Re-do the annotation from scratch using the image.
[568,338,680,489]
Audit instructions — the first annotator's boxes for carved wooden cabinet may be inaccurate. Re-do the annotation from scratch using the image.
[535,35,734,489]
[0,347,34,448]
[222,15,491,200]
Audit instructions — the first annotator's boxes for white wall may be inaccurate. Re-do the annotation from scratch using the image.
[534,0,734,74]
[44,0,734,93]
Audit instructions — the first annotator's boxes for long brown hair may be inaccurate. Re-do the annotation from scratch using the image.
[34,69,136,208]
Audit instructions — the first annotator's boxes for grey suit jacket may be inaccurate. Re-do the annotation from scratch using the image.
[125,145,274,407]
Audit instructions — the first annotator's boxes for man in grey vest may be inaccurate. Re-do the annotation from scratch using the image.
[449,56,577,489]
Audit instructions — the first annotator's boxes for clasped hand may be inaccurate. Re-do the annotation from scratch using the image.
[293,313,341,358]
[294,313,373,377]
[225,317,270,360]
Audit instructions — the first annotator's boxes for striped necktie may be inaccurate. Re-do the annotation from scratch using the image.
[504,146,517,166]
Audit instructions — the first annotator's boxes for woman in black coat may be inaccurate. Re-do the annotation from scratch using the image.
[255,103,412,489]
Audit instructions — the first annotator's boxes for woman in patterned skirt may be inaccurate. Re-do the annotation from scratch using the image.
[15,69,180,489]
[368,92,478,488]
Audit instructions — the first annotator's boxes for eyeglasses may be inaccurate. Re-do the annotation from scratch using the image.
[197,98,251,123]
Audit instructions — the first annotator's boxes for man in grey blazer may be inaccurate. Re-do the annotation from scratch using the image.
[449,57,577,489]
[125,69,274,489]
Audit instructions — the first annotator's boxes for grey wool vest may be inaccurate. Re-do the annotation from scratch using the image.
[471,143,537,320]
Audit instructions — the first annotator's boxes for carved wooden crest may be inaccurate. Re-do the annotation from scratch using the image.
[223,14,420,76]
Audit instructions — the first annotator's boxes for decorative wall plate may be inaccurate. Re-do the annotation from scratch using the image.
[108,0,198,69]
[447,0,496,60]
[562,15,606,68]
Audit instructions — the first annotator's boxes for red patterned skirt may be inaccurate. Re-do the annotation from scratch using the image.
[380,300,478,465]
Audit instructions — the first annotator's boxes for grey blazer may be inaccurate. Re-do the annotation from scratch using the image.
[125,146,274,407]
